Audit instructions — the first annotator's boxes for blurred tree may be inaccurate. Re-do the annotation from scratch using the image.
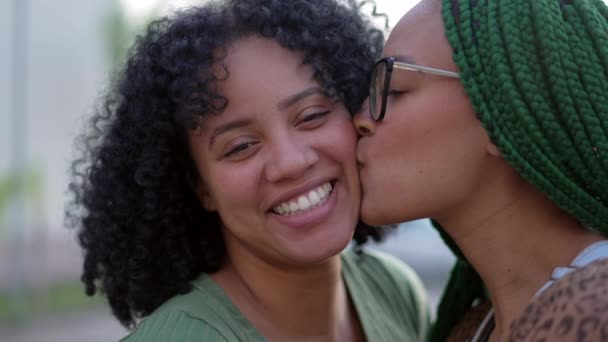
[0,169,43,236]
[102,0,161,69]
[104,1,132,68]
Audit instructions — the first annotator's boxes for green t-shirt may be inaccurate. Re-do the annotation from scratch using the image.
[121,248,430,341]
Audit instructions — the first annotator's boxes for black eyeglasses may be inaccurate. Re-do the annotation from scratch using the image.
[369,57,460,121]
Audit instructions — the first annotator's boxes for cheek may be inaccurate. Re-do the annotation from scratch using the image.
[325,115,359,164]
[375,90,483,183]
[205,164,261,213]
[404,99,488,199]
[324,117,361,196]
[394,87,478,149]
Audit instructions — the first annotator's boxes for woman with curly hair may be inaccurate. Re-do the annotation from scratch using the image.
[67,0,430,341]
[354,0,608,341]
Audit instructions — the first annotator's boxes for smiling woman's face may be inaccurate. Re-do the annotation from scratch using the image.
[354,0,494,226]
[188,36,361,267]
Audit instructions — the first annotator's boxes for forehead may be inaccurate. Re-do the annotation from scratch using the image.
[198,36,320,130]
[383,0,455,69]
[218,36,315,99]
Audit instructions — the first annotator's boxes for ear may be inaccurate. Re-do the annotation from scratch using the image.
[195,182,217,212]
[486,141,502,157]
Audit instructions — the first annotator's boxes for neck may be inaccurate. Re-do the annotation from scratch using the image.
[437,168,603,340]
[211,245,361,341]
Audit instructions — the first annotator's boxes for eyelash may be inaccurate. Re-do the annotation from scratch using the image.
[224,141,258,157]
[222,110,331,158]
[301,110,330,123]
[388,89,406,97]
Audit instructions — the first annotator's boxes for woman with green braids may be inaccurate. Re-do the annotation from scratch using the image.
[354,0,608,340]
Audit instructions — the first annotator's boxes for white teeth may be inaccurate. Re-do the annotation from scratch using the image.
[280,202,290,213]
[297,196,311,210]
[309,191,320,205]
[317,188,326,198]
[273,182,334,216]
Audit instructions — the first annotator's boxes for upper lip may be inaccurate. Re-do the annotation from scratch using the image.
[267,178,336,211]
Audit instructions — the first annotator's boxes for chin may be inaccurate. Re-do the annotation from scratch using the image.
[289,233,353,265]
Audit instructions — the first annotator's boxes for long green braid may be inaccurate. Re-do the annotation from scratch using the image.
[430,0,608,341]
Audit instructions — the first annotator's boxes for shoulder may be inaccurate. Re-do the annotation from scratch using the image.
[121,274,249,342]
[121,309,229,342]
[509,257,608,341]
[343,248,430,339]
[343,248,427,299]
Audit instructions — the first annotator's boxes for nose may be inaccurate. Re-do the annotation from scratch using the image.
[265,134,318,183]
[353,99,376,136]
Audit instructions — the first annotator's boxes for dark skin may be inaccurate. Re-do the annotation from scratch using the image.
[353,0,604,340]
[190,36,364,342]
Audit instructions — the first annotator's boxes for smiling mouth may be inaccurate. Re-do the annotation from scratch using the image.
[271,181,335,216]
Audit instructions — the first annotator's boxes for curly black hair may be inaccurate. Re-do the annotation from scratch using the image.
[67,0,384,328]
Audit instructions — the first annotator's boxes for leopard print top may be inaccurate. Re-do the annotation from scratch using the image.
[508,257,608,341]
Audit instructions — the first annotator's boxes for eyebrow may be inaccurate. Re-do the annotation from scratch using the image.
[209,118,252,147]
[277,87,326,111]
[208,87,326,147]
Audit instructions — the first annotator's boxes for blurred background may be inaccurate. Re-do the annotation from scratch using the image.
[0,0,460,340]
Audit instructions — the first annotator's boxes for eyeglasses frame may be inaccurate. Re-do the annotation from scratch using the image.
[370,56,460,122]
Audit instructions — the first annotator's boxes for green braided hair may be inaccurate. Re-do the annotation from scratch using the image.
[431,0,608,340]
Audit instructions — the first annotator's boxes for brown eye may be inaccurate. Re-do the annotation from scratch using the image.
[387,89,406,97]
[302,111,330,123]
[224,141,258,157]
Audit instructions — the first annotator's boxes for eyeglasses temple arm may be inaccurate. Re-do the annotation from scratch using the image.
[393,62,460,78]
